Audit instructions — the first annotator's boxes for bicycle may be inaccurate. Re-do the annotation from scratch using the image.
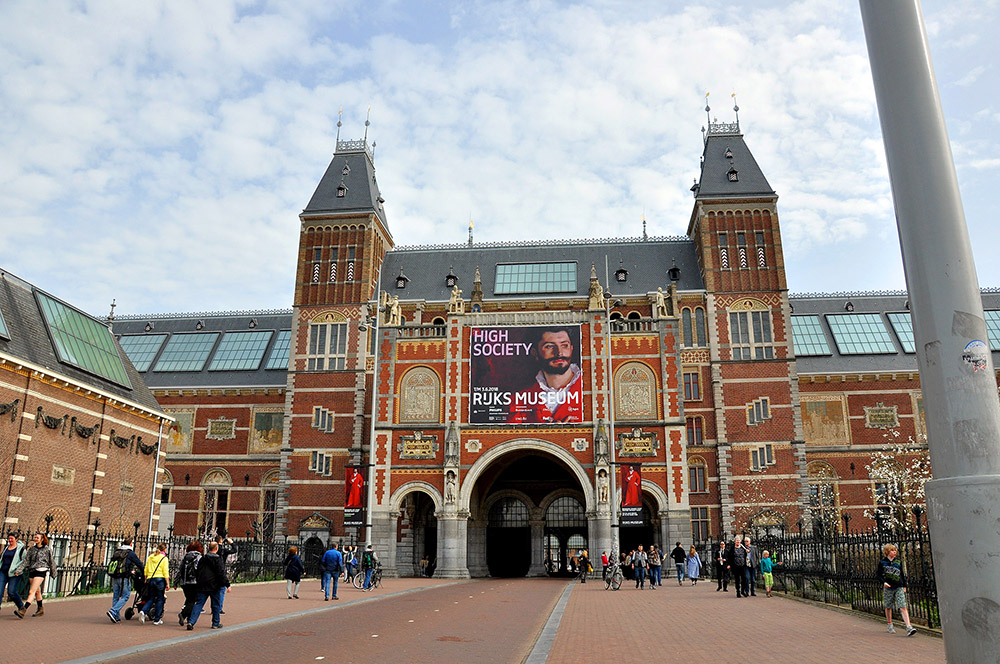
[352,563,382,590]
[604,560,623,591]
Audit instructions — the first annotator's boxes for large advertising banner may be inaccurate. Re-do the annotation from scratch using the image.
[344,466,365,527]
[620,464,644,527]
[469,325,584,424]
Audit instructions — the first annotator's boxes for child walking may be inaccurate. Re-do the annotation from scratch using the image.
[759,549,782,597]
[876,543,917,636]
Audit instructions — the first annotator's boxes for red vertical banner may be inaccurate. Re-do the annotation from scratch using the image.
[344,466,364,526]
[620,464,643,527]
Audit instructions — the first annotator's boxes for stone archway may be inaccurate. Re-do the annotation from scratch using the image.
[387,482,443,578]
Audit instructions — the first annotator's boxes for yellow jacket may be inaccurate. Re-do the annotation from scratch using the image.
[144,551,170,580]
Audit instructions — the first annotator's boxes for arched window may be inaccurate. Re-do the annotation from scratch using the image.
[307,312,348,371]
[682,309,693,347]
[200,468,232,537]
[615,362,656,420]
[688,456,708,493]
[695,307,707,346]
[488,497,529,528]
[808,462,839,529]
[159,468,174,505]
[545,496,586,527]
[398,367,441,423]
[728,299,773,360]
[260,469,280,541]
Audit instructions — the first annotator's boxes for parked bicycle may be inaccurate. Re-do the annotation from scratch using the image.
[604,558,623,591]
[352,563,382,590]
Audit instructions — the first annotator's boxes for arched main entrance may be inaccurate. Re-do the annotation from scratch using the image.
[463,443,593,578]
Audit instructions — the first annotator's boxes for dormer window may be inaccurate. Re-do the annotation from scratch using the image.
[727,167,739,182]
[336,184,347,198]
[342,163,350,176]
[725,147,734,159]
[445,268,458,288]
[615,266,628,283]
[396,268,409,289]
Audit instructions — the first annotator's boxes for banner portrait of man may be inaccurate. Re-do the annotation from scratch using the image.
[621,464,642,507]
[469,325,584,424]
[345,466,365,508]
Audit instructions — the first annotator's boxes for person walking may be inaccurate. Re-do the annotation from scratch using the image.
[361,544,380,591]
[648,545,662,588]
[714,538,729,592]
[106,536,143,623]
[175,541,203,626]
[344,546,357,583]
[877,543,917,636]
[577,550,589,584]
[138,541,170,624]
[732,537,748,597]
[13,532,54,618]
[631,545,648,589]
[759,549,782,597]
[284,545,305,599]
[187,541,230,630]
[1,534,27,617]
[686,545,702,585]
[600,551,610,582]
[743,536,758,597]
[215,535,236,615]
[669,542,686,586]
[320,543,343,600]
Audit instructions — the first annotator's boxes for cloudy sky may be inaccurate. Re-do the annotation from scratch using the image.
[1,0,997,317]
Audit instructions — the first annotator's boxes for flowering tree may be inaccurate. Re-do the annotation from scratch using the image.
[864,429,933,530]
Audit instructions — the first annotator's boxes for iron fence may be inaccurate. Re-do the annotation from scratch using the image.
[695,523,938,628]
[3,527,310,599]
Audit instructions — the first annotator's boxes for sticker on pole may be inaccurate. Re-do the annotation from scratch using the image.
[962,340,989,372]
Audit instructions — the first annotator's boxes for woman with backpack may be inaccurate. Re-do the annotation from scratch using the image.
[13,532,54,618]
[175,541,203,626]
[283,545,305,599]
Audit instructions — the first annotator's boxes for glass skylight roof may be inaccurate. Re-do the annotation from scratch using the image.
[35,291,133,388]
[118,334,167,372]
[985,310,1000,351]
[826,313,897,355]
[153,332,219,372]
[209,330,273,371]
[265,330,291,370]
[887,312,915,353]
[494,262,576,295]
[790,315,832,356]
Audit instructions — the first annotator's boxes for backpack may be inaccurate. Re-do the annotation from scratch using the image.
[108,549,130,578]
[362,550,375,568]
[178,552,202,586]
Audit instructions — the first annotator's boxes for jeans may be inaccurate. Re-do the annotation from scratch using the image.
[345,562,355,581]
[180,585,199,622]
[650,565,662,586]
[110,577,131,618]
[322,571,340,598]
[140,577,166,620]
[675,563,684,583]
[363,567,374,589]
[189,587,226,627]
[0,570,24,609]
[634,566,646,588]
[745,566,757,595]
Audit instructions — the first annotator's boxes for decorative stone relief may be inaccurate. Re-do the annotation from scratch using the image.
[572,437,588,452]
[51,465,75,486]
[206,417,237,440]
[399,367,440,423]
[398,431,439,459]
[864,403,899,429]
[465,439,482,454]
[616,362,657,420]
[617,427,660,457]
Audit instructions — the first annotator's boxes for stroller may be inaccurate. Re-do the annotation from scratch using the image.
[123,568,148,621]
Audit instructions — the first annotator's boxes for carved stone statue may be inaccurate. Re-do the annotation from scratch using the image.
[445,470,457,503]
[588,266,605,311]
[388,295,402,326]
[448,285,465,314]
[597,469,609,504]
[654,287,669,319]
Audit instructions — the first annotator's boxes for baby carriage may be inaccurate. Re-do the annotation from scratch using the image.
[123,568,148,621]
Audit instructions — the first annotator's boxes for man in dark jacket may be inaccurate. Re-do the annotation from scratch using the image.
[187,542,230,630]
[215,535,236,614]
[669,542,686,586]
[732,537,748,597]
[321,543,344,600]
[714,538,729,592]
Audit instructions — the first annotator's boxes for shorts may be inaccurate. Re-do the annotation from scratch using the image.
[883,586,906,610]
[762,572,773,587]
[28,570,48,579]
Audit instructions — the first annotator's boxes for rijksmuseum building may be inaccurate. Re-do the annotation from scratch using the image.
[111,117,1000,578]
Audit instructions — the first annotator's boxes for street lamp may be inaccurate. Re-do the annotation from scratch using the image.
[841,512,852,534]
[44,514,53,535]
[911,504,924,530]
[133,520,141,539]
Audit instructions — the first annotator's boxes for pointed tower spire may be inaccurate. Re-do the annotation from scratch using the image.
[468,217,474,246]
[470,265,483,307]
[732,92,740,129]
[705,91,711,127]
[363,105,371,143]
[642,211,648,241]
[336,106,343,145]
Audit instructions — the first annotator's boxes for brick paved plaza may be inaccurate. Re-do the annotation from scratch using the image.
[12,578,943,663]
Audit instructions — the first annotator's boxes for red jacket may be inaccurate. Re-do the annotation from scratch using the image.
[507,369,583,423]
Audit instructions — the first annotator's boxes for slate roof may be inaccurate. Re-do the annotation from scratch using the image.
[302,141,388,229]
[381,237,704,303]
[0,270,162,413]
[788,291,1000,374]
[694,124,775,199]
[112,311,293,390]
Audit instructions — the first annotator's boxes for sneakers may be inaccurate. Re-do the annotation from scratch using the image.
[153,620,164,625]
[887,624,896,634]
[325,596,329,601]
[211,624,223,629]
[906,627,917,637]
[107,609,120,624]
[220,610,226,615]
[332,596,338,600]
[187,623,194,631]
[293,594,299,599]
[179,612,185,626]
[138,611,146,624]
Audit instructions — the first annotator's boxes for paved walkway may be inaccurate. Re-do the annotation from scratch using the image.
[4,577,945,663]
